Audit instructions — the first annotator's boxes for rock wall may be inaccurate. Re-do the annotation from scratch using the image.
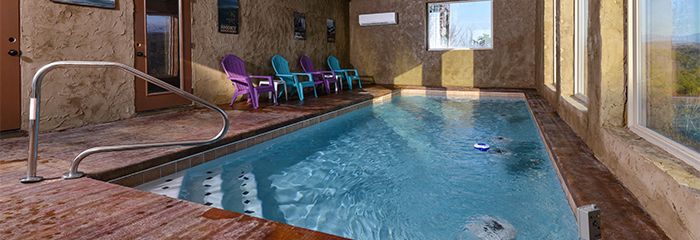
[18,0,350,132]
[20,0,136,132]
[348,0,537,88]
[537,0,700,239]
[191,0,351,105]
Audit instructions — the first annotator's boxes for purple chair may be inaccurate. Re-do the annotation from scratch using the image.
[300,56,339,94]
[222,55,278,109]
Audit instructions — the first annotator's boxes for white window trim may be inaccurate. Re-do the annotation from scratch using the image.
[627,0,700,171]
[425,0,494,51]
[549,0,559,88]
[573,0,588,104]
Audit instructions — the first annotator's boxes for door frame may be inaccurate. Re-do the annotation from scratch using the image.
[0,0,21,132]
[134,0,192,112]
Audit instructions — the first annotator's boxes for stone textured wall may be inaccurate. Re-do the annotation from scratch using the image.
[537,0,700,239]
[191,0,351,105]
[349,0,537,88]
[20,0,136,132]
[18,0,350,132]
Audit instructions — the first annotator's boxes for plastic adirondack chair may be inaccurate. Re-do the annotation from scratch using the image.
[221,55,278,109]
[271,55,319,101]
[327,55,362,90]
[300,55,340,94]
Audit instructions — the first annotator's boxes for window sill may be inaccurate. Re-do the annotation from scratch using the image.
[608,126,700,191]
[562,95,588,114]
[545,84,556,92]
[572,93,588,106]
[629,125,700,173]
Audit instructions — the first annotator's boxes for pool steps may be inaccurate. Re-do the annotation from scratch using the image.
[21,61,230,183]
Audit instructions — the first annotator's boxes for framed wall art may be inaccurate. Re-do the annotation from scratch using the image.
[51,0,115,8]
[327,19,335,42]
[218,0,239,34]
[294,12,306,40]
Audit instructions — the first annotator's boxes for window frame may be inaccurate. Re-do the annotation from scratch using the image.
[548,0,559,89]
[425,0,494,51]
[627,0,700,170]
[573,0,588,104]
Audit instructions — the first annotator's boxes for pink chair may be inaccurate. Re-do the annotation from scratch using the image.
[300,55,340,94]
[222,55,278,109]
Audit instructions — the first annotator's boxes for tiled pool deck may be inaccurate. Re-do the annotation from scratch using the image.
[0,85,668,239]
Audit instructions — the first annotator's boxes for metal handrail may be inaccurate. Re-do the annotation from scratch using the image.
[20,61,230,183]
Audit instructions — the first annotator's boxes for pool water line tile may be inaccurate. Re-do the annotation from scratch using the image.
[108,94,395,187]
[118,88,563,189]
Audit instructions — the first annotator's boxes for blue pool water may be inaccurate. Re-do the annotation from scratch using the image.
[137,95,578,239]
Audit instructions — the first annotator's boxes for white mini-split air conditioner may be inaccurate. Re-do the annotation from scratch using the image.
[358,12,398,26]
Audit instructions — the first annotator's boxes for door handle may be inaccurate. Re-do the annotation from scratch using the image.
[136,52,144,57]
[8,49,19,56]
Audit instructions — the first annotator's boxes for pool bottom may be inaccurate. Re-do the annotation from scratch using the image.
[137,94,578,239]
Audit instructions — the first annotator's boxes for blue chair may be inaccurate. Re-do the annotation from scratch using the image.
[327,55,361,90]
[272,55,320,101]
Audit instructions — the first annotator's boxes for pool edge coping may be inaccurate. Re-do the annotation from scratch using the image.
[116,87,670,239]
[113,88,526,187]
[109,89,401,186]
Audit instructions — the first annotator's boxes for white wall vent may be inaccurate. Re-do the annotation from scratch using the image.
[358,12,398,26]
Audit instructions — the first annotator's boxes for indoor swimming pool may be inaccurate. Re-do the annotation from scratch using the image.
[136,95,578,239]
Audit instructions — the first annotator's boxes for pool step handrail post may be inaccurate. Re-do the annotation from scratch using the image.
[20,61,230,183]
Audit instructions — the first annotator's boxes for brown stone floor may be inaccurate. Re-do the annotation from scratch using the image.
[524,90,669,239]
[0,85,669,239]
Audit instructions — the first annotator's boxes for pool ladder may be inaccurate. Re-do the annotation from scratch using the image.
[20,61,230,183]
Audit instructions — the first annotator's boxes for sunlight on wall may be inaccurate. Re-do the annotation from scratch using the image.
[441,50,474,87]
[191,62,236,104]
[393,65,423,86]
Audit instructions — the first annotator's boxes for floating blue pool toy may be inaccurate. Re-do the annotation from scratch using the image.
[474,143,490,151]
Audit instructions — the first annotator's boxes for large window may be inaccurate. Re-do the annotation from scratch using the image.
[574,0,588,103]
[630,0,700,169]
[427,0,493,50]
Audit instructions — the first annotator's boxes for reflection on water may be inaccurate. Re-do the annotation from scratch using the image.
[144,96,579,239]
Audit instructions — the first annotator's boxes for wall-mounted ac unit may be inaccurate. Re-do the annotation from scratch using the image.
[358,12,398,26]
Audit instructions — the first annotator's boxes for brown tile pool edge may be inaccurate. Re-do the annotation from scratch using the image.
[108,90,401,187]
[110,86,669,239]
[524,90,669,239]
[113,88,525,188]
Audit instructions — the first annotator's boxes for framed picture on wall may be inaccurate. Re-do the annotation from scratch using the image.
[294,12,306,40]
[51,0,115,8]
[327,19,336,42]
[218,0,239,34]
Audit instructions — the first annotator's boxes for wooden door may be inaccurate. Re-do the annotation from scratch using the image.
[0,0,21,132]
[134,0,192,111]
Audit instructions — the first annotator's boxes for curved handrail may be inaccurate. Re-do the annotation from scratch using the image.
[20,61,230,183]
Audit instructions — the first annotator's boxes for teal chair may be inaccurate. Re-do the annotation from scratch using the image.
[327,56,362,90]
[272,55,319,101]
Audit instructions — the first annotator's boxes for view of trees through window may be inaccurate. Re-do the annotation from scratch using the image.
[640,0,700,152]
[427,1,492,50]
